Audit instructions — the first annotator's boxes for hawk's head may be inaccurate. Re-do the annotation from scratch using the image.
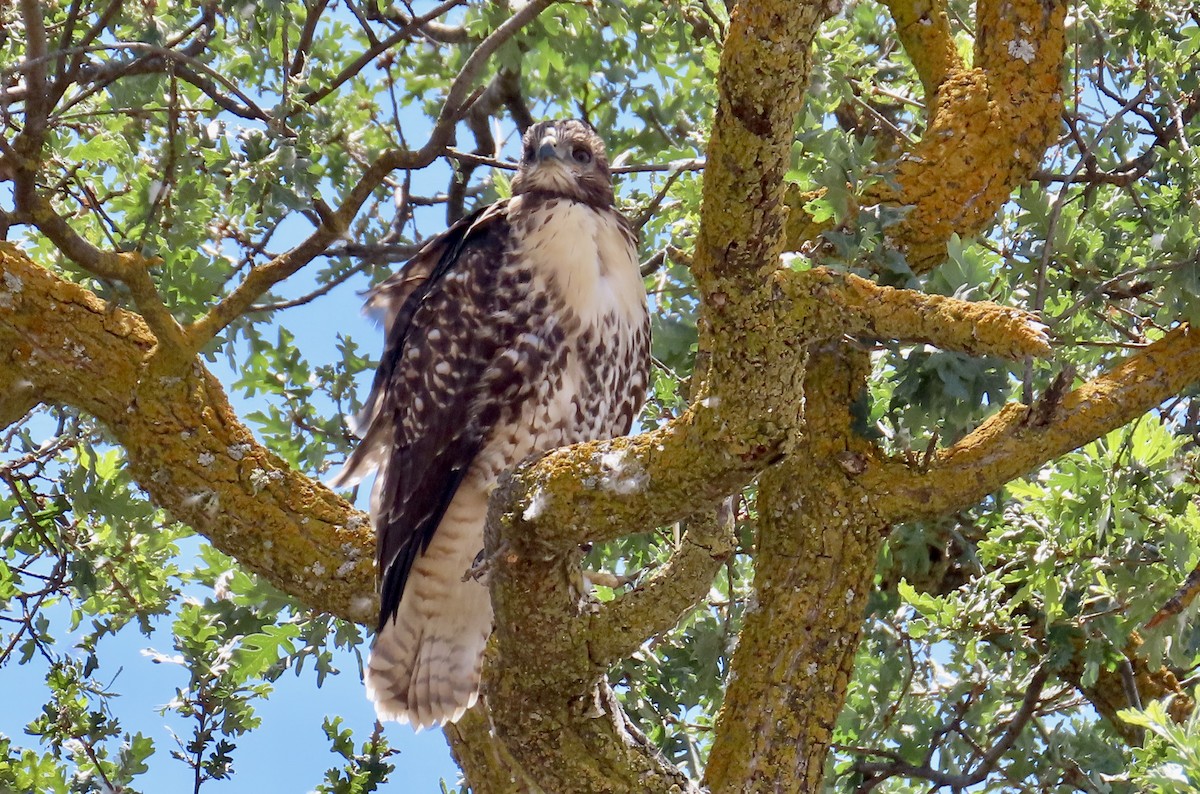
[511,119,613,208]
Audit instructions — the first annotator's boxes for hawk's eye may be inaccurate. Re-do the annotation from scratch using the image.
[572,147,592,164]
[523,144,535,161]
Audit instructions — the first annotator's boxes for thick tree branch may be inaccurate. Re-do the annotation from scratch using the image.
[444,704,538,794]
[781,267,1052,360]
[879,0,961,98]
[704,349,881,794]
[474,9,842,784]
[15,186,191,366]
[0,245,375,624]
[485,487,701,793]
[868,325,1200,524]
[690,0,834,288]
[588,505,735,671]
[498,404,757,555]
[784,0,1067,272]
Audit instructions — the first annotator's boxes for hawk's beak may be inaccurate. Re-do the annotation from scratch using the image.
[535,134,563,162]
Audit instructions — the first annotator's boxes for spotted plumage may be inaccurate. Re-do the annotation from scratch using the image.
[334,120,650,729]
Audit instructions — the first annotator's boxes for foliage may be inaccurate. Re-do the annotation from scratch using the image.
[1,0,1200,791]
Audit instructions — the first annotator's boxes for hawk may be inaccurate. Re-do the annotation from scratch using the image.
[335,120,650,729]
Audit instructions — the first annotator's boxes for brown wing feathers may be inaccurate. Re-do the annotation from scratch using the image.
[337,203,512,630]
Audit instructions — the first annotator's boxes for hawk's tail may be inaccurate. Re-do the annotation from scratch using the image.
[364,485,492,730]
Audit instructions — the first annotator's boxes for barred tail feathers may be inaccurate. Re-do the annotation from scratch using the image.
[364,482,492,730]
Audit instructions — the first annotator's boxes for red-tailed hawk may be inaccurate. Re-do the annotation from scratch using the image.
[335,120,650,729]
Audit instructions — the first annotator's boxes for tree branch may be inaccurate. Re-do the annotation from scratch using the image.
[868,325,1200,524]
[300,0,466,106]
[497,403,758,556]
[0,245,375,624]
[855,666,1050,789]
[15,189,191,366]
[0,379,38,432]
[1059,634,1193,745]
[784,0,1068,272]
[18,0,50,135]
[690,0,833,288]
[430,0,558,136]
[485,484,702,792]
[444,703,539,794]
[781,267,1052,360]
[588,504,735,671]
[879,0,961,98]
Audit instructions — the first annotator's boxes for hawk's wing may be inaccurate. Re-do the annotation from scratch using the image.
[333,201,512,630]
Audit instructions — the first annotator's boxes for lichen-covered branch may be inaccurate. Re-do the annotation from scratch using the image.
[868,0,1066,271]
[588,506,735,672]
[781,267,1052,360]
[1061,634,1193,745]
[444,705,540,794]
[691,0,835,289]
[475,8,843,785]
[499,405,759,556]
[485,479,701,793]
[784,0,1067,271]
[880,0,961,98]
[704,350,881,794]
[0,244,375,623]
[14,183,191,366]
[868,325,1200,524]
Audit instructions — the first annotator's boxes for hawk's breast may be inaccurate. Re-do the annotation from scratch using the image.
[473,196,650,480]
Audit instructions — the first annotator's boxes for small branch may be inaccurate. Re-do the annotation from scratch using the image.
[18,0,50,134]
[588,503,735,670]
[615,158,705,175]
[364,1,471,43]
[289,0,331,78]
[855,666,1049,790]
[444,150,705,176]
[301,0,466,106]
[248,257,383,313]
[868,325,1200,524]
[184,146,424,349]
[1146,562,1200,629]
[632,165,687,230]
[72,42,269,122]
[430,0,558,136]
